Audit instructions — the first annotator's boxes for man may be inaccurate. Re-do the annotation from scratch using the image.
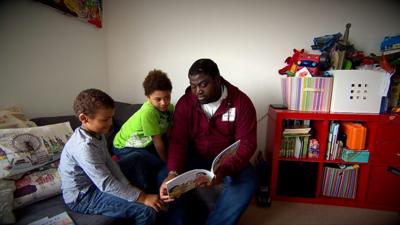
[159,58,258,225]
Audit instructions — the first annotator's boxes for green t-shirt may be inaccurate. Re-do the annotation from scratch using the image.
[113,101,174,149]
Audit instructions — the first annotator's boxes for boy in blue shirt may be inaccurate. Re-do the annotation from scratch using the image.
[59,88,163,225]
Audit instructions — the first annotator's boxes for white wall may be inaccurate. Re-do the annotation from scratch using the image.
[104,0,400,152]
[0,0,108,118]
[0,0,399,152]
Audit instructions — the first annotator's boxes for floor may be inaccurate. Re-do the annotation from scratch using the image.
[237,201,400,225]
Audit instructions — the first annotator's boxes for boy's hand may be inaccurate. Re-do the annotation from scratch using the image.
[137,192,164,212]
[159,172,177,203]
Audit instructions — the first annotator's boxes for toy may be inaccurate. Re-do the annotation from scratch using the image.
[308,139,319,158]
[278,49,304,76]
[278,49,321,76]
[380,35,400,52]
[295,67,312,77]
[296,52,320,75]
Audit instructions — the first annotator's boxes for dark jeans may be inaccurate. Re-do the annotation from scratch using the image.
[113,145,165,193]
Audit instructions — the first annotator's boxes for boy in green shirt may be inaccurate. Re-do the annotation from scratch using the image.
[113,69,173,192]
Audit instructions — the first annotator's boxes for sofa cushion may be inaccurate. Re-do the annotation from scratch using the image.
[113,102,141,129]
[106,102,141,151]
[14,161,61,209]
[0,122,73,179]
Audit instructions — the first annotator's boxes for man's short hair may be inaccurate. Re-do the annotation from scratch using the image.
[73,88,115,118]
[188,58,220,78]
[143,69,172,96]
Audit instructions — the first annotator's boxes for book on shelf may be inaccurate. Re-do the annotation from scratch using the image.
[166,140,240,198]
[281,120,313,158]
[326,122,339,160]
[280,135,310,158]
[283,119,311,129]
[282,127,311,135]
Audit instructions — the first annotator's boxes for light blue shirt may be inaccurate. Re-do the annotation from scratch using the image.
[59,126,141,203]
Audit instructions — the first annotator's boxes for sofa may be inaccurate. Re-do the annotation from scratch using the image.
[12,101,141,225]
[2,101,220,225]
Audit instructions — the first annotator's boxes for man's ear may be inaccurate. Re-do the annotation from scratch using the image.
[78,113,89,123]
[215,76,222,86]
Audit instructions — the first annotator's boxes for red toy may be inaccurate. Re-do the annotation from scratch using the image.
[279,49,321,76]
[296,52,320,76]
[279,49,304,76]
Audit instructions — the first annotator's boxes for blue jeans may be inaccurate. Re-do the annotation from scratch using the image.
[66,185,156,225]
[165,165,258,225]
[113,146,165,193]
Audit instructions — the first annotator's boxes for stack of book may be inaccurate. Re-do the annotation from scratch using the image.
[280,127,311,158]
[326,122,344,160]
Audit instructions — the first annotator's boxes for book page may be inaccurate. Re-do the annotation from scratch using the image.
[166,169,213,198]
[211,140,240,174]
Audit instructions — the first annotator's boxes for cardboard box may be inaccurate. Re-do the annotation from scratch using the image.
[341,148,369,163]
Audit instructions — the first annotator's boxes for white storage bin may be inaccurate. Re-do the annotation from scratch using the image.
[330,70,388,113]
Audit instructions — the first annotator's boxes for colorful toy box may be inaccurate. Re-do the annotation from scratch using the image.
[341,148,370,163]
[341,122,367,150]
[281,77,333,112]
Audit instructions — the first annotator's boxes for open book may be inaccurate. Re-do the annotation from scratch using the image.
[166,140,240,198]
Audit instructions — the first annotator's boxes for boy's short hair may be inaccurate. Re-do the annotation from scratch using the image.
[188,58,220,78]
[143,69,172,96]
[73,88,115,118]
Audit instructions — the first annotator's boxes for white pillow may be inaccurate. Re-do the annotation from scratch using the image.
[14,161,61,209]
[0,122,73,179]
[0,179,16,224]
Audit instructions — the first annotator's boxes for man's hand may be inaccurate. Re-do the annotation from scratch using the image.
[136,192,164,212]
[159,171,178,203]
